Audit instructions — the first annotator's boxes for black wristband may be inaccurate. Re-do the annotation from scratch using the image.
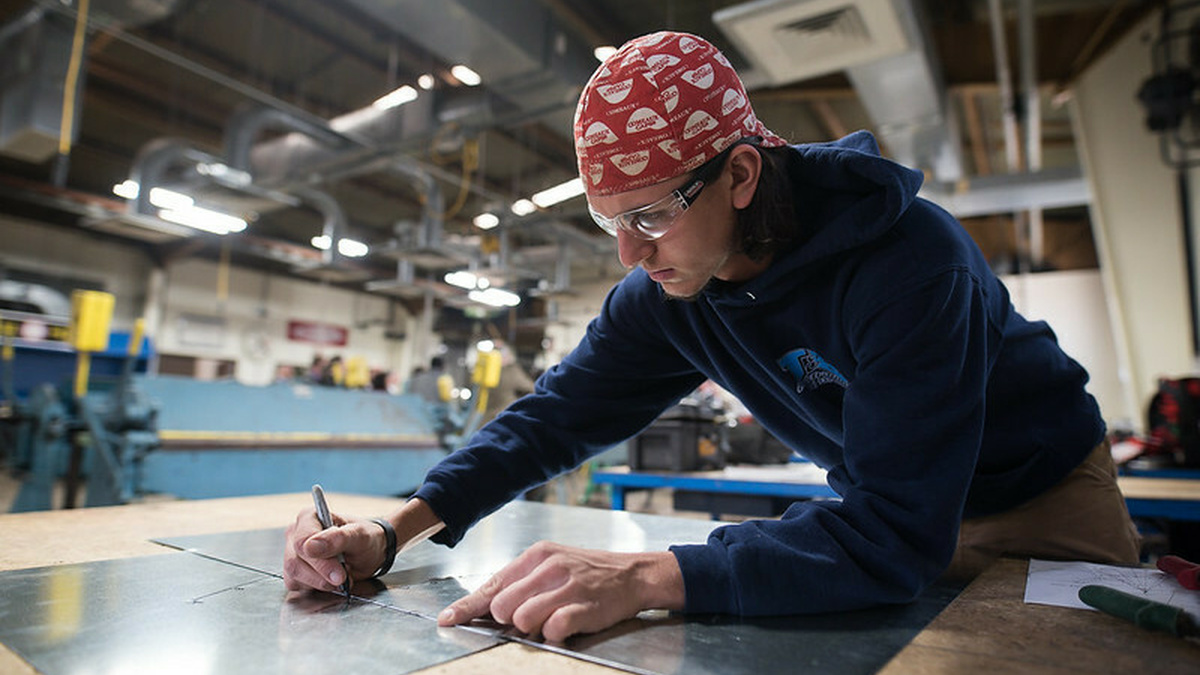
[369,517,397,578]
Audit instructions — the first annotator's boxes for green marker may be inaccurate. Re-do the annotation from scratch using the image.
[1078,585,1199,638]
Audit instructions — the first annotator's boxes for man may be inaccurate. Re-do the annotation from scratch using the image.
[284,31,1139,642]
[405,355,454,405]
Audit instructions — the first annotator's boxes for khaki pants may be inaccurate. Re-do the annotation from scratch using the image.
[946,441,1142,581]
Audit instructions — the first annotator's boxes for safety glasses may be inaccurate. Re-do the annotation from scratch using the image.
[587,139,754,241]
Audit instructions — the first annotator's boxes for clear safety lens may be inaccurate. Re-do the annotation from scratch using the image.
[588,189,689,241]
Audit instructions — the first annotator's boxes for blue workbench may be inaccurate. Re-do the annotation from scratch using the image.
[593,464,1200,524]
[591,462,838,519]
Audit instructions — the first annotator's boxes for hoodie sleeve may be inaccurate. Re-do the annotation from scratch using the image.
[671,266,997,615]
[416,275,707,546]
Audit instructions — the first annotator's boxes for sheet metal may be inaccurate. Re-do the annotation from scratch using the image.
[0,553,498,675]
[2,502,961,675]
[156,501,961,675]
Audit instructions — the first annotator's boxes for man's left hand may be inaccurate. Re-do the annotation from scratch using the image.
[437,541,685,642]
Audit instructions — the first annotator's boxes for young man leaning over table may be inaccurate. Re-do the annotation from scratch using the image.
[284,30,1140,642]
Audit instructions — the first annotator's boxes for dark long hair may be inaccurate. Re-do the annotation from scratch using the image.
[736,144,800,261]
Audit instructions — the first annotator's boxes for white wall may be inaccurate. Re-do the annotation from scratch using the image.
[155,258,430,385]
[1002,270,1125,427]
[1071,10,1196,427]
[1,216,153,327]
[3,215,441,387]
[541,275,624,368]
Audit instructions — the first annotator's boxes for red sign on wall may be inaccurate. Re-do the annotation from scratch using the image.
[287,320,348,346]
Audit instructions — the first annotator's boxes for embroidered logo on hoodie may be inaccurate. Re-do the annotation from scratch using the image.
[779,348,848,394]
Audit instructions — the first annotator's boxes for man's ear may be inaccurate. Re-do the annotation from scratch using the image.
[727,145,763,210]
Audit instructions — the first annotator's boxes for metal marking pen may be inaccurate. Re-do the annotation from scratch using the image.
[311,484,351,596]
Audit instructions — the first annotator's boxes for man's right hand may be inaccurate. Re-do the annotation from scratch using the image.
[282,497,444,593]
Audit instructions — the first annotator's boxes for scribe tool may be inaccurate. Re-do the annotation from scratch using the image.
[311,484,351,597]
[1078,585,1199,638]
[1157,555,1200,590]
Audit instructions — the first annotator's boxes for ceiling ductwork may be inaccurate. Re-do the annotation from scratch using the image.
[714,0,1095,217]
[3,0,624,302]
[343,0,598,131]
[239,0,603,194]
[0,9,86,163]
[715,0,965,182]
[0,0,181,163]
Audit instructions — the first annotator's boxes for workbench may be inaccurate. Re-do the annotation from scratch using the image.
[592,463,834,519]
[1,495,1196,674]
[593,464,1200,523]
[1118,476,1200,521]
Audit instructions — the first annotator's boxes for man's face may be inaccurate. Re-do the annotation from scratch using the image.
[588,170,744,301]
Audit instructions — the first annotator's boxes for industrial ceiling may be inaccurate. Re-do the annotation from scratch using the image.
[0,0,1152,335]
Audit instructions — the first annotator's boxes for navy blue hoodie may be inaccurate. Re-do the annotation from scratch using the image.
[414,131,1104,616]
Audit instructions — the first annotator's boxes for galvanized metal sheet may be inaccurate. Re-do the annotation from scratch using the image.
[152,501,961,675]
[156,501,724,622]
[1,502,959,674]
[0,553,499,675]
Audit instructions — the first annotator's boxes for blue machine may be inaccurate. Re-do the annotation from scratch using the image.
[3,311,446,510]
[3,313,155,512]
[138,376,445,499]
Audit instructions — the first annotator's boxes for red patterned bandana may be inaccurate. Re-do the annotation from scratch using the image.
[573,31,787,197]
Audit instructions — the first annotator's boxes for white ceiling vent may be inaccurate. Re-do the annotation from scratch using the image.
[714,0,910,86]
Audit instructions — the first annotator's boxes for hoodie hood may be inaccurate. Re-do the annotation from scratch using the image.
[706,131,924,304]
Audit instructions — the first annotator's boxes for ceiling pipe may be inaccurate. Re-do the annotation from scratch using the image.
[33,0,339,140]
[389,158,447,252]
[294,188,349,268]
[987,0,1021,173]
[1018,0,1044,268]
[844,0,965,182]
[987,0,1032,275]
[0,5,45,45]
[223,105,354,176]
[126,137,223,218]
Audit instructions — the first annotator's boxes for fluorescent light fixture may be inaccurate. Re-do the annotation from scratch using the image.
[149,187,194,211]
[473,213,500,230]
[469,287,520,307]
[159,206,247,235]
[418,73,436,90]
[311,235,369,257]
[112,181,194,210]
[444,270,478,289]
[113,179,138,199]
[594,45,617,61]
[338,238,369,257]
[450,64,481,86]
[196,162,251,185]
[372,85,418,110]
[510,199,537,216]
[531,177,585,208]
[114,180,248,235]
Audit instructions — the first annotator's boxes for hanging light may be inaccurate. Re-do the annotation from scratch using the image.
[469,287,520,307]
[531,177,585,208]
[372,85,419,110]
[450,64,481,86]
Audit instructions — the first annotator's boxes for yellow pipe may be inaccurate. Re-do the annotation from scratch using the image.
[128,318,145,356]
[2,321,15,362]
[58,0,91,156]
[74,351,91,399]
